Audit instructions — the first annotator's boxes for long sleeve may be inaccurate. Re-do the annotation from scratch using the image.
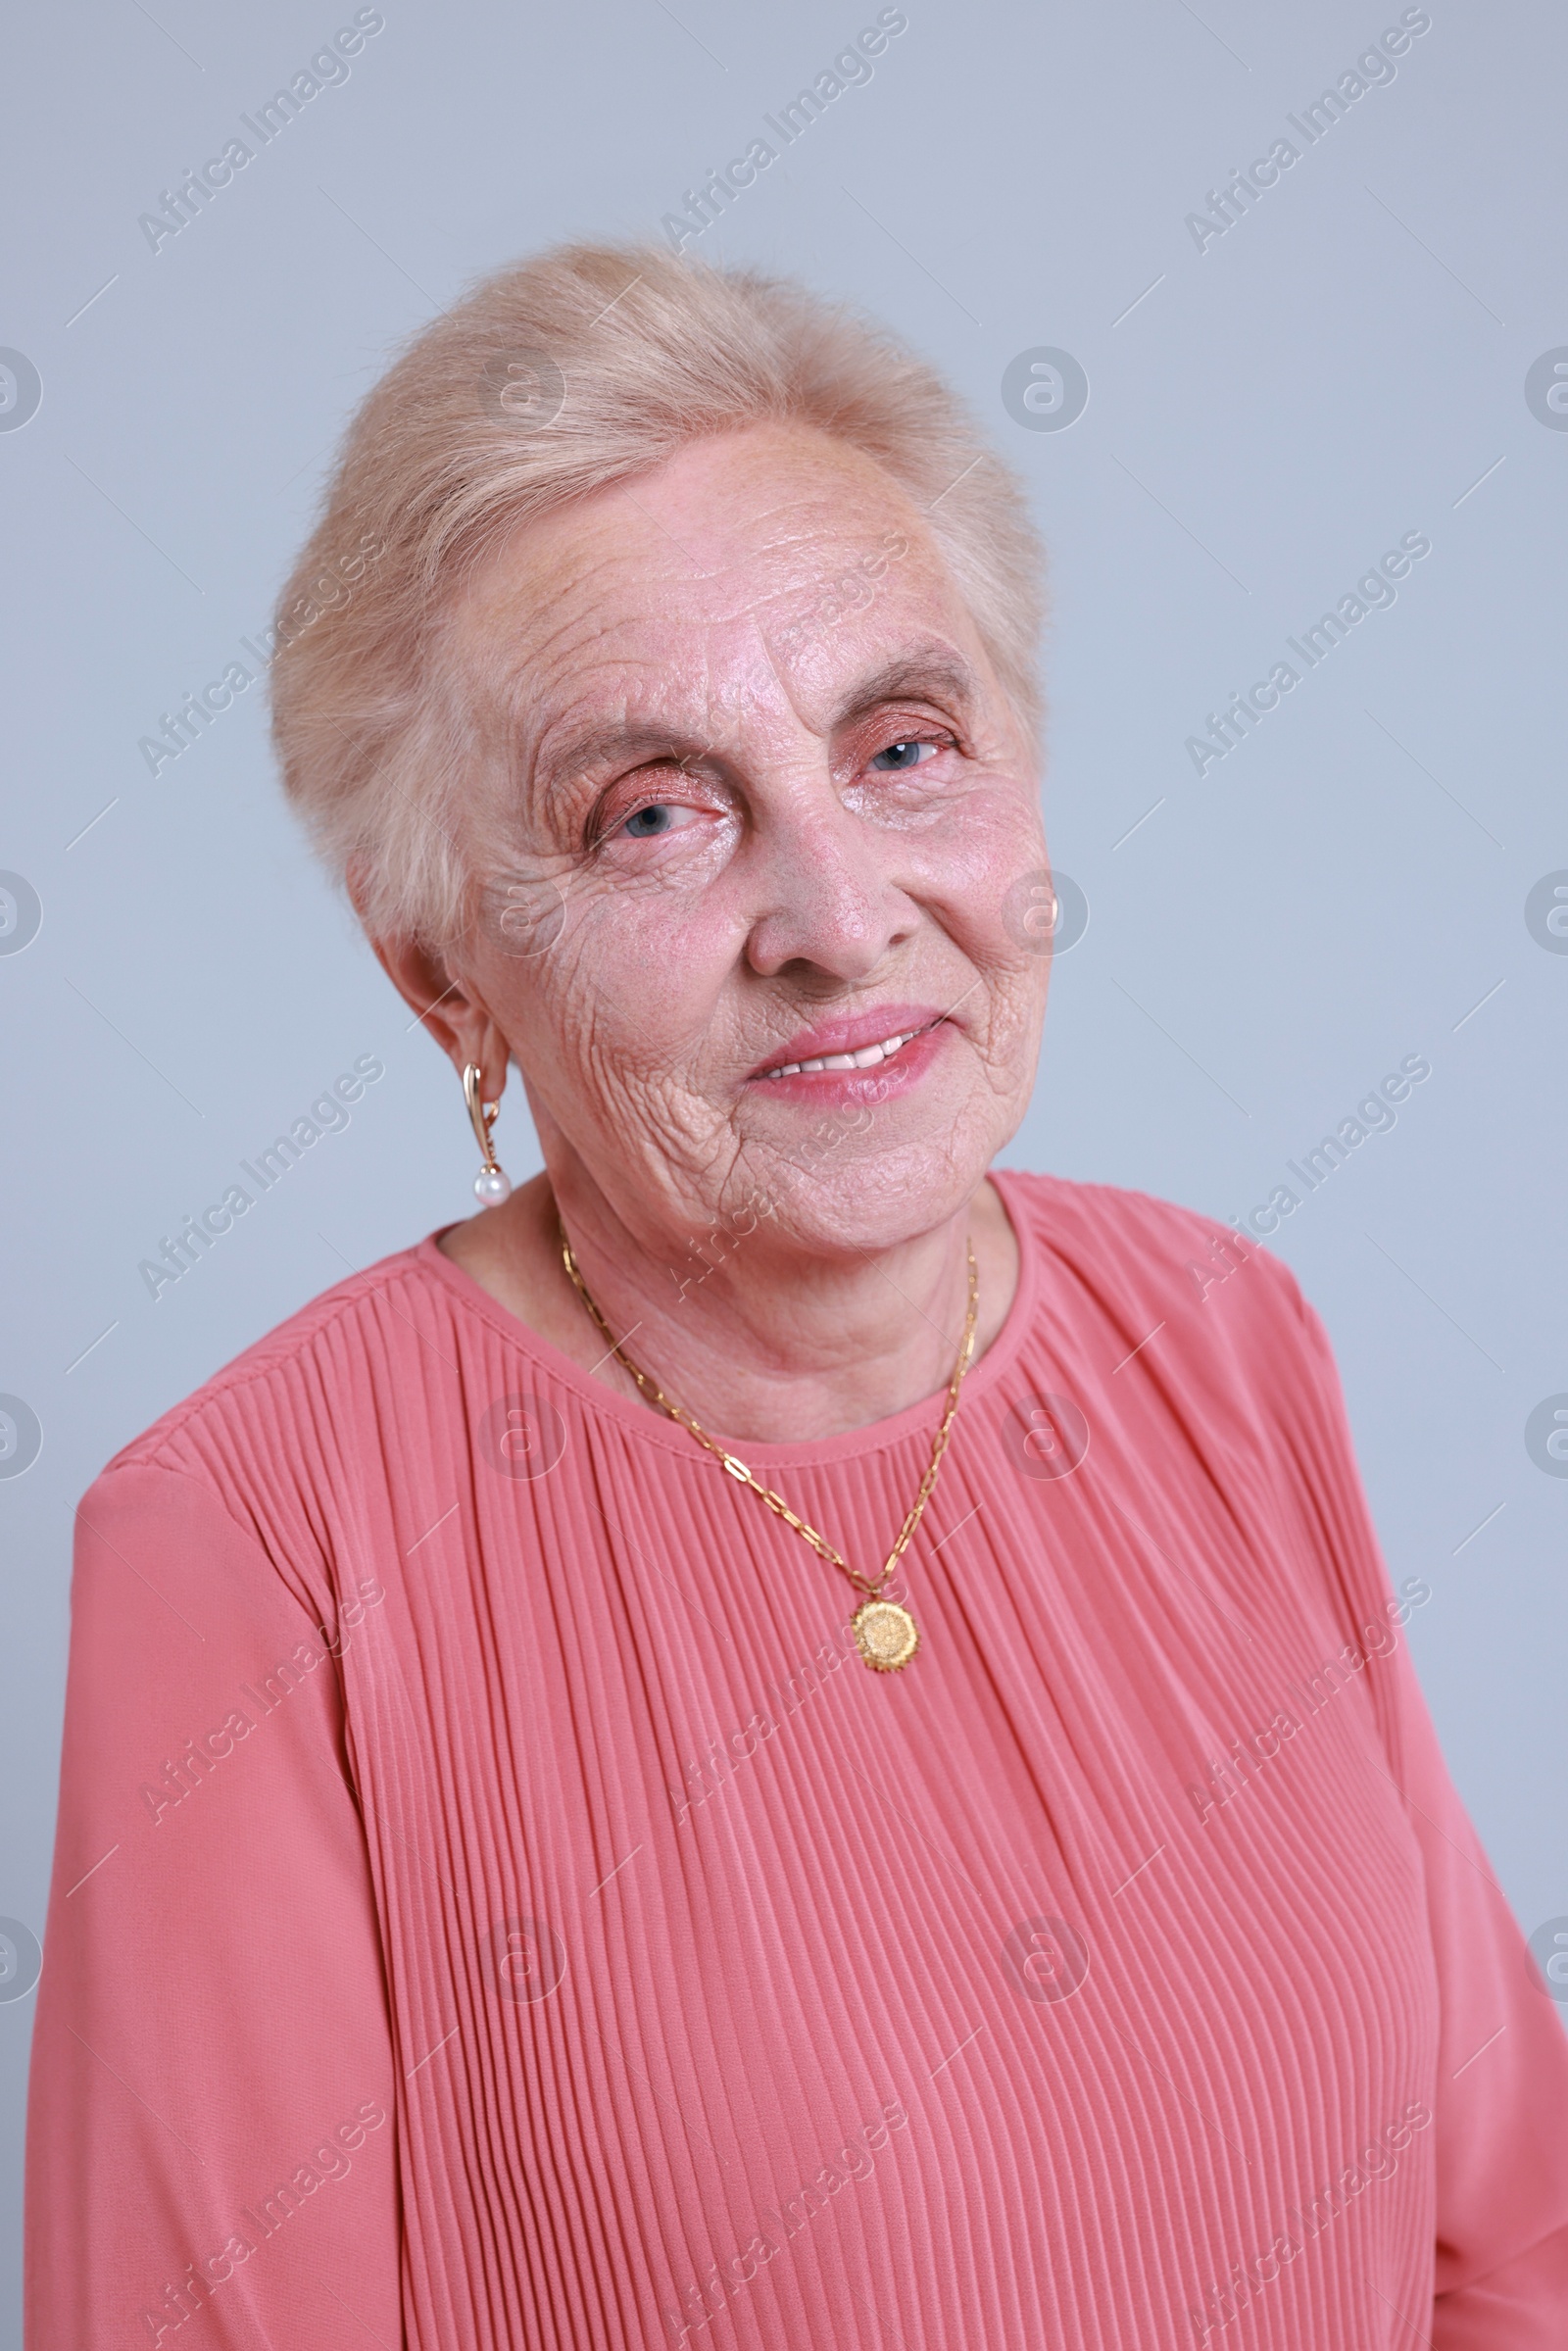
[1396,1650,1568,2341]
[1283,1282,1568,2343]
[25,1460,403,2351]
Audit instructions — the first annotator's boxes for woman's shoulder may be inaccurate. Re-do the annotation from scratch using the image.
[998,1164,1298,1278]
[89,1236,455,1501]
[995,1165,1314,1352]
[996,1166,1354,1475]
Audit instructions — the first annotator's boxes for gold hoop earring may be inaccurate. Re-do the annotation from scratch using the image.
[463,1063,511,1206]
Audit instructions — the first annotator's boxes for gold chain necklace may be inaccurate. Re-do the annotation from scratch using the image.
[558,1220,979,1672]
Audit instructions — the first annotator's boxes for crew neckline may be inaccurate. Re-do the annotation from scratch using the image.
[412,1167,1041,1470]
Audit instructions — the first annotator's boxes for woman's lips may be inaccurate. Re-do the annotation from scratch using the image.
[749,1005,949,1083]
[754,1017,941,1081]
[747,1013,952,1102]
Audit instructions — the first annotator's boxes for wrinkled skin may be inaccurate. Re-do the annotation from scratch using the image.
[373,422,1052,1442]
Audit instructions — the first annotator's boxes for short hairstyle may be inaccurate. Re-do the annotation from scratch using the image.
[270,240,1046,948]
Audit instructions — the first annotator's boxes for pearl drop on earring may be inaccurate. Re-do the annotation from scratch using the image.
[462,1063,512,1208]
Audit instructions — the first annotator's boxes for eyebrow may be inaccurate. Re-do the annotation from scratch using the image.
[533,718,716,800]
[531,646,981,798]
[828,649,980,730]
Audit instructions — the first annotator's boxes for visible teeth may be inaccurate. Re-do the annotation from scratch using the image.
[760,1023,932,1079]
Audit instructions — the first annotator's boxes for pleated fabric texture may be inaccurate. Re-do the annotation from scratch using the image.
[27,1172,1568,2349]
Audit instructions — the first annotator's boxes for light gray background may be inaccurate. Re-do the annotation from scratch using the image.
[2,0,1564,2335]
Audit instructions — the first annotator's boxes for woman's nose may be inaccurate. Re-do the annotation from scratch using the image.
[742,796,914,982]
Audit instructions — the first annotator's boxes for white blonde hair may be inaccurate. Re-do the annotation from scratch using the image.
[270,240,1046,947]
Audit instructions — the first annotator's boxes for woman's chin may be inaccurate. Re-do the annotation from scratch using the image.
[736,1136,997,1262]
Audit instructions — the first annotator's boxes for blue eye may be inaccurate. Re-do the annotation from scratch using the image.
[623,804,675,836]
[871,740,935,771]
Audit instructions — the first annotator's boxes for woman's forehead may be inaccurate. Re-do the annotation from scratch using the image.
[452,424,978,739]
[461,432,958,662]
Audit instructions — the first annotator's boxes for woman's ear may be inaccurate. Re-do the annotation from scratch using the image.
[353,883,511,1102]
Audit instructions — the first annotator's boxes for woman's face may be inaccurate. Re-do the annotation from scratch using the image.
[443,421,1051,1259]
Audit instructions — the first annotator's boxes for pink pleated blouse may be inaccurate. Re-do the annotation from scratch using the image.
[26,1172,1568,2347]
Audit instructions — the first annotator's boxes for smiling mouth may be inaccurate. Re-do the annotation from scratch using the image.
[754,1017,944,1080]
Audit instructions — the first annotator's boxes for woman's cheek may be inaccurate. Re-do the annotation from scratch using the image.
[514,916,723,1098]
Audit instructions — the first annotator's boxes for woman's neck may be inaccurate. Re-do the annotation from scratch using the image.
[437,1168,1020,1445]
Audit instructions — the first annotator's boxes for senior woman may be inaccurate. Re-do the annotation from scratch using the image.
[27,244,1568,2349]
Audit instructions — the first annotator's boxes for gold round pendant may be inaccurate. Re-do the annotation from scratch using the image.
[852,1598,920,1672]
